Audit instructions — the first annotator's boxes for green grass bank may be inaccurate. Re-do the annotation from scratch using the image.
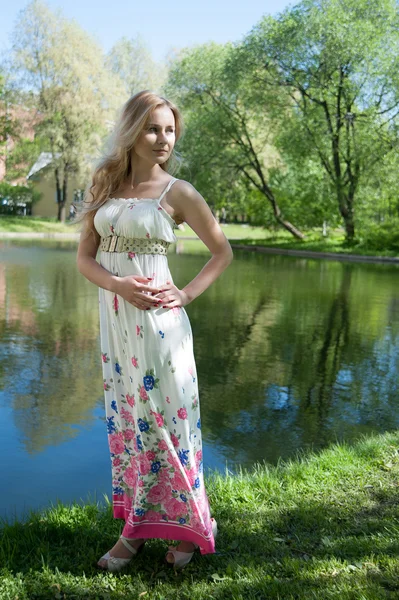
[234,235,399,259]
[1,430,399,599]
[0,217,265,239]
[0,216,81,234]
[1,217,398,260]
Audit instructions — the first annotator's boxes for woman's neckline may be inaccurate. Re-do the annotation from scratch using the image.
[108,197,158,202]
[108,177,177,202]
[109,177,177,203]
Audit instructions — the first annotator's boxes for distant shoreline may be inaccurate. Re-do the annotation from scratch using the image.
[1,232,398,264]
[0,232,81,240]
[229,243,399,264]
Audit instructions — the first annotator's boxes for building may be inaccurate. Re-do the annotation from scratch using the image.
[27,152,87,217]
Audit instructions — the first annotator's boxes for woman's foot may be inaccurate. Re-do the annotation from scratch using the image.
[97,537,146,571]
[165,517,218,568]
[165,540,198,568]
[165,541,197,564]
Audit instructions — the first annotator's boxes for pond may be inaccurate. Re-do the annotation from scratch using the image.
[1,238,399,522]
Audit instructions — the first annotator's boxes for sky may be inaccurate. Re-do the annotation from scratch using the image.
[1,0,295,63]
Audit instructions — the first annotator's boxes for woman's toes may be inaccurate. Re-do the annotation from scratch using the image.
[165,550,175,563]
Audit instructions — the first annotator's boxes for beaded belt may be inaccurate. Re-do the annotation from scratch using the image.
[100,235,170,255]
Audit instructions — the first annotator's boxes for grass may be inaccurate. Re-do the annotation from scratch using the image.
[0,216,267,239]
[230,230,399,258]
[1,217,398,258]
[0,216,81,234]
[1,431,399,599]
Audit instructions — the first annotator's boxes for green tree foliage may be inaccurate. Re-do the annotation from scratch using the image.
[9,0,122,221]
[5,134,46,182]
[0,75,16,150]
[0,181,41,214]
[243,0,399,241]
[165,43,305,237]
[106,35,167,97]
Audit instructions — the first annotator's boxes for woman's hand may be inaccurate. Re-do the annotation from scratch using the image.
[154,280,189,309]
[114,275,162,311]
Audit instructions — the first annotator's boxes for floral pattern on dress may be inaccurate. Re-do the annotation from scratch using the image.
[94,180,215,554]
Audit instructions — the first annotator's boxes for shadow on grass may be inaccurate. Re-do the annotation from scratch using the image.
[2,434,399,599]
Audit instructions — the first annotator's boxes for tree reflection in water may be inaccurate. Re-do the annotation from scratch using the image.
[1,240,399,514]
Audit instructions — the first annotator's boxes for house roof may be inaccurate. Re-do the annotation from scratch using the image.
[27,152,61,179]
[27,151,97,180]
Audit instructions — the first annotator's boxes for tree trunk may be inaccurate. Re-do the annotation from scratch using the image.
[57,170,68,224]
[339,192,355,242]
[343,213,355,241]
[55,167,68,223]
[54,165,64,222]
[276,215,305,239]
[57,201,66,223]
[267,188,305,239]
[238,165,305,239]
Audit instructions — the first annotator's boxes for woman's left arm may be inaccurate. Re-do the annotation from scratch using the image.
[158,180,234,307]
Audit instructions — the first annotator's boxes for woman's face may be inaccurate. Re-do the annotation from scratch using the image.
[133,105,176,165]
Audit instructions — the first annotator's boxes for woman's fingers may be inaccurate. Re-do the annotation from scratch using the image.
[155,284,174,300]
[138,293,162,307]
[158,282,173,292]
[139,284,161,294]
[127,279,176,309]
[161,295,176,308]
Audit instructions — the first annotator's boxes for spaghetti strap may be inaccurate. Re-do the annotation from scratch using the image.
[158,177,177,203]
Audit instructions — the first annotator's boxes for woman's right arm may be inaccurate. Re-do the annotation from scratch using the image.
[76,224,120,292]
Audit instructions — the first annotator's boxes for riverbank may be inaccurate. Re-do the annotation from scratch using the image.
[1,430,399,599]
[1,218,398,263]
[234,236,399,260]
[0,217,266,239]
[229,243,399,264]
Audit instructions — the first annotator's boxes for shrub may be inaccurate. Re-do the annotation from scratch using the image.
[357,219,399,252]
[0,183,41,215]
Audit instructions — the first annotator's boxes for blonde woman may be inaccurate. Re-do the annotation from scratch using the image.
[76,90,233,571]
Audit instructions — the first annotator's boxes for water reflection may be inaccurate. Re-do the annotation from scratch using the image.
[1,239,399,520]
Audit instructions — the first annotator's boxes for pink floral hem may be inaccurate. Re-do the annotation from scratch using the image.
[113,494,216,555]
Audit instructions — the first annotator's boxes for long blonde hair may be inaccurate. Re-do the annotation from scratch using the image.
[75,90,184,239]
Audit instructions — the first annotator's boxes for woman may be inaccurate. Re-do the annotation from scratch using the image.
[76,90,233,571]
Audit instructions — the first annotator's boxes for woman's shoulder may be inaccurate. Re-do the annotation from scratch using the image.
[171,178,199,199]
[168,178,210,225]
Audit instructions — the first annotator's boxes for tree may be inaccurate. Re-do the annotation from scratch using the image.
[9,0,122,221]
[0,73,22,178]
[166,43,304,238]
[0,76,14,149]
[243,0,399,241]
[106,35,167,97]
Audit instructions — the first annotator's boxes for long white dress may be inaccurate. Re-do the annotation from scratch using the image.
[93,177,215,554]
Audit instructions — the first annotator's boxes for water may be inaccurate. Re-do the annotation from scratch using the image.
[1,238,399,522]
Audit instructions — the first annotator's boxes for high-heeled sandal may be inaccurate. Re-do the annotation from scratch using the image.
[165,517,218,569]
[97,536,146,572]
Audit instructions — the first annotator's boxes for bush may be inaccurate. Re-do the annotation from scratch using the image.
[0,183,41,216]
[357,219,399,252]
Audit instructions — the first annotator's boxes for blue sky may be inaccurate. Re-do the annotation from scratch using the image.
[1,0,295,62]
